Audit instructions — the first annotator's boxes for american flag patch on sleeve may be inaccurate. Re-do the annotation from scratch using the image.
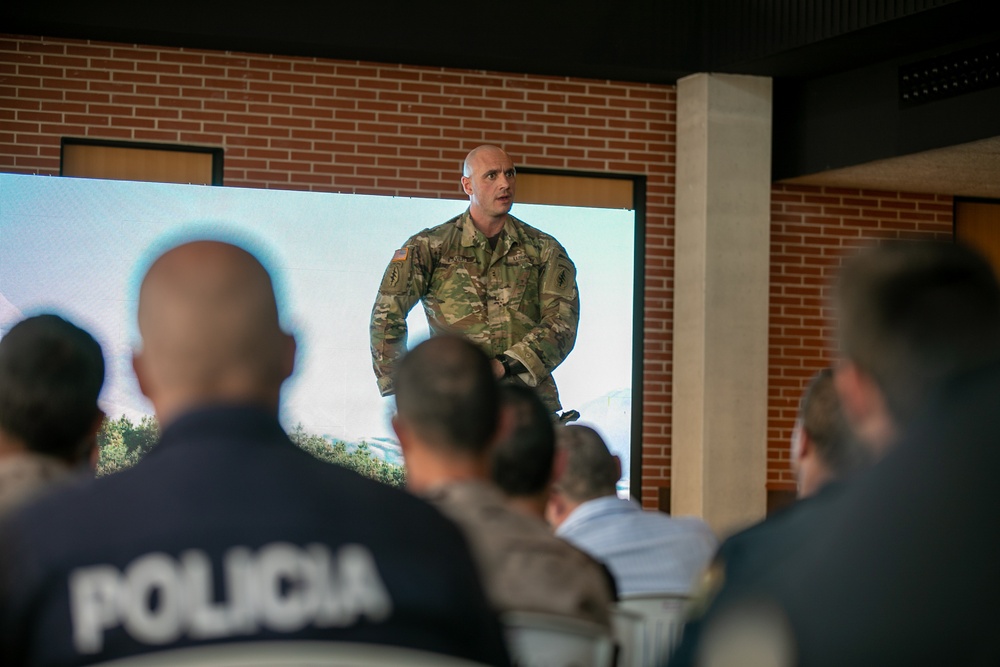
[391,247,409,262]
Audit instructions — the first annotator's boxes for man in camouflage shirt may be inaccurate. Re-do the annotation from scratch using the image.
[370,145,579,412]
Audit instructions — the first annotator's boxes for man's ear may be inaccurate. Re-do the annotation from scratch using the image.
[392,414,411,455]
[490,404,516,451]
[835,361,876,428]
[280,332,297,382]
[85,410,106,471]
[612,455,623,482]
[834,360,895,454]
[545,490,569,529]
[461,176,474,197]
[795,432,814,465]
[132,351,151,400]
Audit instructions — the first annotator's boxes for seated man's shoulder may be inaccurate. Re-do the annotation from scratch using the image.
[714,485,851,591]
[427,481,614,625]
[0,453,78,520]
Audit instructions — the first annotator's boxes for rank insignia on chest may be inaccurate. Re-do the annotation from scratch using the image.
[391,247,409,262]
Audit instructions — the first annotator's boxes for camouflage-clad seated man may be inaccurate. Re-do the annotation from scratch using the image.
[370,145,578,413]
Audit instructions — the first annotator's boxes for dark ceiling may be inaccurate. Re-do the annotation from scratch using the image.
[2,0,995,84]
[3,0,1000,181]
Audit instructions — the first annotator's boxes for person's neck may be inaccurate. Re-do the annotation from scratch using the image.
[506,493,549,522]
[153,388,281,431]
[0,429,27,459]
[404,444,490,495]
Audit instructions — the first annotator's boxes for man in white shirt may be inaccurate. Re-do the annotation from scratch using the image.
[547,425,716,596]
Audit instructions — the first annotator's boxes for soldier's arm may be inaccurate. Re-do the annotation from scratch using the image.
[369,240,430,395]
[504,244,579,386]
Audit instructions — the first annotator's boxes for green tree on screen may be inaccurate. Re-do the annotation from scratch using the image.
[96,415,404,487]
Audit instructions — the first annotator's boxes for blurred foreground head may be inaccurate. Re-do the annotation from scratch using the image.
[0,314,105,464]
[835,241,1000,453]
[392,335,500,490]
[133,241,296,426]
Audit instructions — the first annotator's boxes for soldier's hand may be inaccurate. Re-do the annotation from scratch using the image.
[490,358,506,379]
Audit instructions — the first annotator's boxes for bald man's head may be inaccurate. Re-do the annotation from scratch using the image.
[462,145,510,177]
[134,241,295,422]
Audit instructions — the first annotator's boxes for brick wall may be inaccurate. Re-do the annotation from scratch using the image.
[0,34,676,507]
[767,184,954,490]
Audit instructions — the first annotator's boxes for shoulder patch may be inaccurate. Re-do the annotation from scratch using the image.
[380,247,413,294]
[543,255,577,298]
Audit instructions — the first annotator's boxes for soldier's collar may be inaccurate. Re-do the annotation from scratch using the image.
[460,211,515,249]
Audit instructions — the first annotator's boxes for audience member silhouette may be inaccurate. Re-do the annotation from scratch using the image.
[547,424,716,597]
[690,240,1000,667]
[671,368,869,664]
[0,314,105,517]
[393,334,615,628]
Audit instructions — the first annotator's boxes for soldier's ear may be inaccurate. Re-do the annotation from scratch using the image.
[461,176,474,197]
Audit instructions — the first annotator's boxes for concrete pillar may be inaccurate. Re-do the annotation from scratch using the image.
[671,73,772,537]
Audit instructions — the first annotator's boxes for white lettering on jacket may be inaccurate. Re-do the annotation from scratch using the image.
[68,542,393,654]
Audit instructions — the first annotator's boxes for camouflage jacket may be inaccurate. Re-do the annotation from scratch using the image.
[370,210,579,411]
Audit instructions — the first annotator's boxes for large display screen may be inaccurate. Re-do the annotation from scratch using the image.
[0,174,636,491]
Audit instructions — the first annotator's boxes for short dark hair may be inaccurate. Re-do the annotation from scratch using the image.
[394,335,499,454]
[0,314,105,462]
[491,384,555,496]
[554,425,619,503]
[838,241,1000,426]
[799,368,870,478]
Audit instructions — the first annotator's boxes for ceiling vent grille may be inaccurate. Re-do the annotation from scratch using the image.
[900,40,1000,107]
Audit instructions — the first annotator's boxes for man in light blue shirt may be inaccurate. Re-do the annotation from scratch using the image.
[547,425,717,596]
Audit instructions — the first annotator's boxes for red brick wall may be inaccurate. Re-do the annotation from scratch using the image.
[767,184,954,490]
[0,34,676,507]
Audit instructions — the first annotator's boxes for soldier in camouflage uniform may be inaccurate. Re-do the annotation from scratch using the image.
[370,145,579,412]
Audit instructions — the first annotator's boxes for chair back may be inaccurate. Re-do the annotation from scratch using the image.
[90,640,493,667]
[614,594,691,667]
[502,611,615,667]
[609,605,645,667]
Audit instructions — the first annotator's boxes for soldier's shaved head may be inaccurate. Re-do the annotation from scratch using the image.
[463,145,510,177]
[133,240,295,425]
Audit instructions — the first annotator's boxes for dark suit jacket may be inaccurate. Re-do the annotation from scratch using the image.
[669,481,848,667]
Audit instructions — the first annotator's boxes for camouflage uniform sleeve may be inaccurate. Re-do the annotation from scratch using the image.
[505,242,579,387]
[369,237,431,395]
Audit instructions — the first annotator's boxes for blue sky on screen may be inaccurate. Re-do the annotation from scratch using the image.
[0,174,634,472]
